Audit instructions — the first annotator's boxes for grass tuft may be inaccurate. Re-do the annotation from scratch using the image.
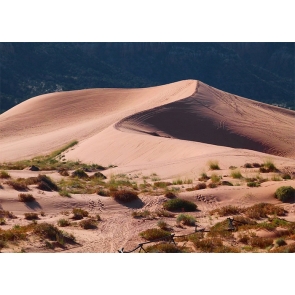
[163,198,197,212]
[18,193,35,202]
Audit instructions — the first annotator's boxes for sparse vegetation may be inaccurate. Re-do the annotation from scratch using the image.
[154,181,172,188]
[0,170,11,179]
[145,243,183,253]
[111,190,139,203]
[163,198,197,212]
[176,213,196,226]
[18,193,35,202]
[6,179,28,191]
[72,208,89,220]
[275,186,295,202]
[132,210,151,219]
[249,236,273,249]
[157,220,169,230]
[259,159,277,173]
[210,205,241,217]
[230,169,243,179]
[79,218,98,229]
[208,160,220,170]
[71,169,89,179]
[0,210,16,219]
[36,174,59,191]
[210,173,221,183]
[164,192,177,199]
[155,209,175,218]
[198,172,209,181]
[24,213,39,220]
[139,228,171,241]
[247,182,260,187]
[58,219,71,227]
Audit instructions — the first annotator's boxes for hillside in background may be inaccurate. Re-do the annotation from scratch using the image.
[0,42,294,113]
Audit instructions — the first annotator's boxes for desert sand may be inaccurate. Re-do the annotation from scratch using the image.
[1,80,295,253]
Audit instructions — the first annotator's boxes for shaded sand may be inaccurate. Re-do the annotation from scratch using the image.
[1,79,295,253]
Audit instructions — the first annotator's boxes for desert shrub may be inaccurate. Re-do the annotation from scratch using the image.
[276,238,287,247]
[198,172,209,181]
[0,210,16,219]
[0,170,11,179]
[207,183,218,188]
[95,214,101,221]
[36,175,59,191]
[252,163,261,168]
[59,190,71,197]
[139,228,171,241]
[58,168,69,176]
[238,233,251,244]
[71,169,89,179]
[275,186,295,202]
[111,190,139,202]
[249,236,273,248]
[176,213,196,226]
[72,208,89,220]
[247,182,260,187]
[270,242,295,253]
[91,172,107,180]
[6,179,28,191]
[24,213,38,220]
[145,243,183,253]
[214,245,241,253]
[244,163,253,168]
[155,209,175,218]
[229,166,237,170]
[282,174,291,180]
[164,192,177,199]
[163,198,197,212]
[193,237,223,252]
[259,159,277,173]
[210,173,221,183]
[207,219,234,238]
[210,205,242,217]
[79,218,98,229]
[230,169,243,179]
[196,182,207,190]
[221,181,233,186]
[18,193,35,202]
[0,218,6,225]
[40,211,45,216]
[244,203,286,219]
[154,181,172,188]
[157,220,169,230]
[271,175,282,181]
[208,160,220,170]
[172,179,183,185]
[58,219,70,227]
[97,188,110,196]
[132,210,150,218]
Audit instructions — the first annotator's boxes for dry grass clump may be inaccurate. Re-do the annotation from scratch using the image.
[57,219,71,227]
[274,186,295,203]
[198,172,210,181]
[230,169,243,179]
[145,243,184,253]
[97,188,110,196]
[210,173,221,183]
[244,203,286,219]
[196,182,207,190]
[157,220,169,230]
[210,205,242,217]
[155,209,175,218]
[163,198,197,212]
[0,224,34,243]
[79,218,98,229]
[0,210,16,219]
[71,169,89,179]
[90,172,107,180]
[0,170,11,179]
[59,190,71,197]
[154,181,172,188]
[6,179,28,191]
[72,208,89,220]
[111,190,139,203]
[18,193,35,202]
[176,213,196,226]
[259,159,277,173]
[193,237,223,252]
[24,213,39,220]
[207,220,234,238]
[247,182,260,187]
[249,236,273,249]
[132,210,151,219]
[36,174,59,191]
[208,160,220,170]
[139,228,171,241]
[58,168,69,176]
[270,242,295,253]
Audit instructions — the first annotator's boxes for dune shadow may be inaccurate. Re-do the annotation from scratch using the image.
[25,200,42,210]
[116,198,145,209]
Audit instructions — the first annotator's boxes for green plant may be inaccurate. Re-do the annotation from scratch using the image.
[0,170,11,179]
[72,208,89,220]
[282,173,291,180]
[111,190,139,202]
[163,198,197,212]
[244,203,286,219]
[193,237,223,252]
[132,210,151,218]
[97,188,110,196]
[176,213,196,226]
[59,190,71,197]
[275,186,295,202]
[230,169,243,179]
[259,159,277,173]
[58,218,70,227]
[249,236,273,249]
[208,160,220,170]
[172,179,183,185]
[0,218,6,225]
[157,220,169,230]
[154,181,172,188]
[164,192,177,199]
[145,243,183,253]
[198,172,209,181]
[18,193,35,202]
[247,182,260,187]
[271,175,282,181]
[139,228,171,241]
[155,209,175,218]
[24,213,39,220]
[210,173,220,183]
[244,163,253,168]
[276,238,287,247]
[36,174,59,191]
[71,169,89,179]
[79,218,98,229]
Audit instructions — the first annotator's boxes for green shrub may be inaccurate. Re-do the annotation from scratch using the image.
[259,159,277,173]
[244,163,252,168]
[71,169,89,179]
[157,220,169,230]
[198,172,209,181]
[221,181,233,186]
[36,175,59,191]
[247,182,260,187]
[163,198,197,212]
[111,190,139,202]
[58,219,70,227]
[90,172,107,180]
[132,210,150,218]
[196,182,207,190]
[282,174,291,180]
[208,160,220,170]
[270,242,295,253]
[0,170,11,179]
[275,186,295,202]
[176,213,196,226]
[79,218,98,229]
[244,203,286,219]
[249,237,273,248]
[97,188,110,196]
[72,208,89,220]
[230,169,243,179]
[276,238,287,247]
[59,190,71,197]
[18,193,35,202]
[24,213,39,220]
[139,228,171,241]
[155,209,175,218]
[210,205,241,217]
[154,181,172,188]
[210,173,221,183]
[145,243,183,253]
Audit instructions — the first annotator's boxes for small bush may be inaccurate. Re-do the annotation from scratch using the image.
[193,237,223,252]
[59,190,71,197]
[79,218,98,229]
[208,160,220,170]
[154,181,172,188]
[132,210,150,218]
[139,228,171,241]
[210,173,221,183]
[95,214,101,221]
[221,181,233,186]
[58,168,69,176]
[0,170,11,179]
[91,172,107,180]
[247,182,260,187]
[163,198,197,212]
[282,174,291,180]
[270,243,295,253]
[72,208,89,220]
[157,220,169,230]
[275,186,295,202]
[208,183,218,188]
[97,188,110,196]
[276,238,287,247]
[71,169,89,179]
[0,210,16,219]
[196,182,207,190]
[6,179,28,191]
[210,205,241,217]
[145,243,183,253]
[249,236,273,249]
[176,213,196,226]
[244,163,252,168]
[0,218,6,225]
[36,175,59,191]
[24,213,39,220]
[244,203,286,219]
[259,159,277,173]
[164,192,177,199]
[58,219,70,227]
[112,190,139,202]
[198,172,209,181]
[155,209,175,218]
[18,193,35,202]
[230,169,243,179]
[252,163,261,168]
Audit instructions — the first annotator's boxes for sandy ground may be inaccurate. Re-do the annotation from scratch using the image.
[1,79,295,252]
